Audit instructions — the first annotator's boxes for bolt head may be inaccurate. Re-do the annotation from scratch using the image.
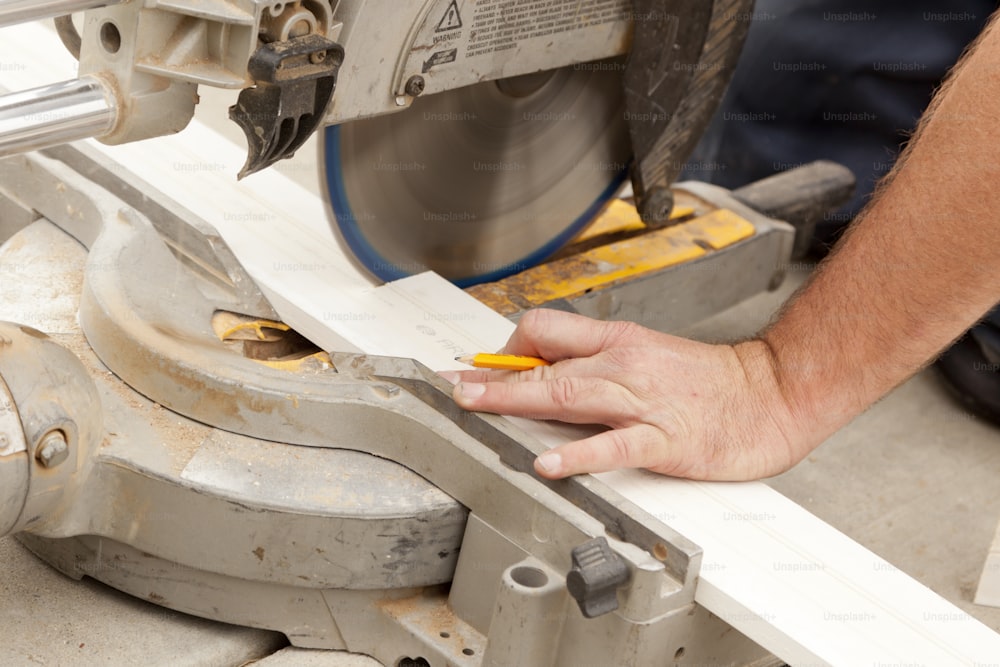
[405,76,426,97]
[36,431,69,468]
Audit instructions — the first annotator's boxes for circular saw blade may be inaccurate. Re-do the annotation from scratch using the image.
[323,65,630,286]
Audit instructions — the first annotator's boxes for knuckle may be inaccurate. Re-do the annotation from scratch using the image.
[602,346,644,374]
[519,308,547,329]
[519,308,557,338]
[602,319,643,347]
[548,376,580,410]
[509,308,552,353]
[520,364,555,383]
[603,429,637,466]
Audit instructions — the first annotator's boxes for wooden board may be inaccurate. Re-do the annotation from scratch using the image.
[4,20,1000,665]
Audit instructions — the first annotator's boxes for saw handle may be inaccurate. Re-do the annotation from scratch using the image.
[731,160,856,258]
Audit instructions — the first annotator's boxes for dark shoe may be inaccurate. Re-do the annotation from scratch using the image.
[935,306,1000,426]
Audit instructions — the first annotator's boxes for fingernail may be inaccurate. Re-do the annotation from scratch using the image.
[459,382,486,399]
[536,452,561,475]
[438,371,460,385]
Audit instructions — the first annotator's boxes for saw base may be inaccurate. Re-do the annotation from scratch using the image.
[0,145,779,665]
[3,215,770,664]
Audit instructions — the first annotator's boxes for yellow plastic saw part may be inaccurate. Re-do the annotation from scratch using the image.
[212,311,333,373]
[467,206,754,315]
[575,200,696,242]
[212,311,291,342]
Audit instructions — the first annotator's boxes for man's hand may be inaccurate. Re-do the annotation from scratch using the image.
[443,12,1000,482]
[442,309,810,481]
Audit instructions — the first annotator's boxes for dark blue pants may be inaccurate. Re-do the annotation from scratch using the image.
[686,0,996,249]
[686,1,1000,418]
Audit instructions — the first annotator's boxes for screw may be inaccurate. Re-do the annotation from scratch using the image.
[309,50,327,65]
[36,431,69,468]
[405,75,426,97]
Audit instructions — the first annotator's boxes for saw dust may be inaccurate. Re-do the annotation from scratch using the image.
[57,331,211,472]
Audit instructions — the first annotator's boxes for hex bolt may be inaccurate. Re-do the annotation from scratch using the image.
[36,430,69,468]
[405,75,426,97]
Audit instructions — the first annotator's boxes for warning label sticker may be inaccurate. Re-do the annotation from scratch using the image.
[400,0,631,97]
[466,0,630,58]
[436,0,464,32]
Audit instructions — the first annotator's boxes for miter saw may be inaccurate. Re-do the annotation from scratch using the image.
[0,1,855,665]
[0,0,767,285]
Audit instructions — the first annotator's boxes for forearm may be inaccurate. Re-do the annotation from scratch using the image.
[759,12,1000,443]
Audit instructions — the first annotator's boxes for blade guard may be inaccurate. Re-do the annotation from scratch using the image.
[625,0,753,225]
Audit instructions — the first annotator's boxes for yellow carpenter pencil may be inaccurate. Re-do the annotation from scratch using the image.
[455,353,550,371]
